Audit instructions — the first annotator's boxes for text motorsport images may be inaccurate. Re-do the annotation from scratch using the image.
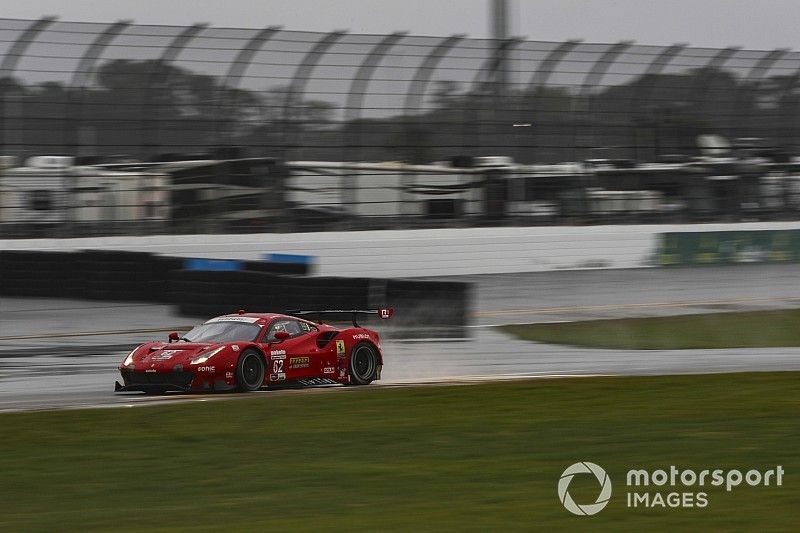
[558,462,785,515]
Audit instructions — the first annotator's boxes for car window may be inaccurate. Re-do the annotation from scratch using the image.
[298,321,317,334]
[182,322,261,343]
[266,319,313,341]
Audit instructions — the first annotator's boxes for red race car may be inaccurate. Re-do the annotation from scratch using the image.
[115,308,392,393]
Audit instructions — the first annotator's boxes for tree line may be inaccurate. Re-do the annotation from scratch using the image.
[1,59,798,163]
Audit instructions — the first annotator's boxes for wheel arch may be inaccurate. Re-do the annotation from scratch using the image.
[350,340,382,366]
[235,344,268,392]
[237,343,267,361]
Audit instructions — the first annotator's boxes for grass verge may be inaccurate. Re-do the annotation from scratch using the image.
[1,373,799,531]
[499,309,800,350]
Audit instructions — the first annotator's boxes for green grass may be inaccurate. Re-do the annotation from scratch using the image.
[499,309,800,350]
[2,373,800,531]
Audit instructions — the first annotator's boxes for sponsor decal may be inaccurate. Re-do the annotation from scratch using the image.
[353,333,370,340]
[323,367,335,374]
[289,357,310,369]
[153,349,180,361]
[232,345,240,352]
[197,366,215,373]
[270,350,286,359]
[225,371,234,379]
[336,340,346,358]
[145,369,157,373]
[206,316,260,323]
[269,372,286,381]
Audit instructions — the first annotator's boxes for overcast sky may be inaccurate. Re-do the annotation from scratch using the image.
[4,0,799,50]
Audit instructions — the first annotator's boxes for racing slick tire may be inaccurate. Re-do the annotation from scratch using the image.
[349,342,379,385]
[236,349,266,392]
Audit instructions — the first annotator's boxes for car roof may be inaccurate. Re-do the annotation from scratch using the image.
[205,312,314,326]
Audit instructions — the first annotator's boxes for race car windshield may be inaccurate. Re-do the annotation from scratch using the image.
[182,322,261,343]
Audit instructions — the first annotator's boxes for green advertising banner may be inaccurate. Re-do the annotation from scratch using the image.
[658,230,800,266]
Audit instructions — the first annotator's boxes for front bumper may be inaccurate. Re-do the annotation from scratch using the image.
[115,368,236,393]
[115,381,191,393]
[115,369,194,393]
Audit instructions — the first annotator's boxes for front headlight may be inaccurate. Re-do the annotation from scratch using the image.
[190,346,224,365]
[123,348,137,367]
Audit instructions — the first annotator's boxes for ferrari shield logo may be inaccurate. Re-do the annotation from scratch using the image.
[336,340,346,358]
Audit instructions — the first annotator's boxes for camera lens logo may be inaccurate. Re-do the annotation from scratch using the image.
[558,462,612,516]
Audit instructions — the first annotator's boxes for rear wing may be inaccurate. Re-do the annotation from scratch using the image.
[286,308,393,327]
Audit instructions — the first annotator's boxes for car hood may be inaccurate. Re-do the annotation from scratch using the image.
[136,342,222,366]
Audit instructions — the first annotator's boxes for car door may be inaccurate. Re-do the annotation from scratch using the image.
[263,319,318,382]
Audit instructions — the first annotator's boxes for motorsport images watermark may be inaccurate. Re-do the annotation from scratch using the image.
[558,462,784,515]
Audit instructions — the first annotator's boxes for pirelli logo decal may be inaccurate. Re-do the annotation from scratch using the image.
[336,340,346,358]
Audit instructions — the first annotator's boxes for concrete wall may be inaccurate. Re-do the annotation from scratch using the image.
[5,222,800,278]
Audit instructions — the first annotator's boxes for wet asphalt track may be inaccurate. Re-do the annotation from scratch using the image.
[2,264,800,412]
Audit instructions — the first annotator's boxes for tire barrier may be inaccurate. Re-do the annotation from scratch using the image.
[0,250,77,298]
[0,250,471,338]
[172,270,372,319]
[79,250,164,302]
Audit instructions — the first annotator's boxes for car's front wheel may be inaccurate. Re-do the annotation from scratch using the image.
[236,349,265,392]
[349,342,379,385]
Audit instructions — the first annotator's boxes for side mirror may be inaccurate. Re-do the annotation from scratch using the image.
[168,331,180,343]
[273,330,290,342]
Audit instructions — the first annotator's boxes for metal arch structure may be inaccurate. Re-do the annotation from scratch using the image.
[345,31,407,122]
[579,41,634,97]
[0,16,57,77]
[687,46,740,114]
[778,60,800,153]
[628,43,687,159]
[527,39,582,89]
[576,41,634,159]
[395,34,469,214]
[732,48,788,137]
[524,40,581,161]
[465,38,523,156]
[1,17,800,165]
[65,20,132,154]
[139,23,208,157]
[0,16,57,152]
[344,31,407,159]
[281,30,347,158]
[214,25,282,147]
[632,43,688,112]
[402,34,466,119]
[69,21,132,89]
[470,38,522,94]
[224,26,283,90]
[400,33,465,165]
[393,34,464,218]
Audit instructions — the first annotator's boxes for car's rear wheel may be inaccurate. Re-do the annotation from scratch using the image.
[236,349,265,392]
[349,342,378,385]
